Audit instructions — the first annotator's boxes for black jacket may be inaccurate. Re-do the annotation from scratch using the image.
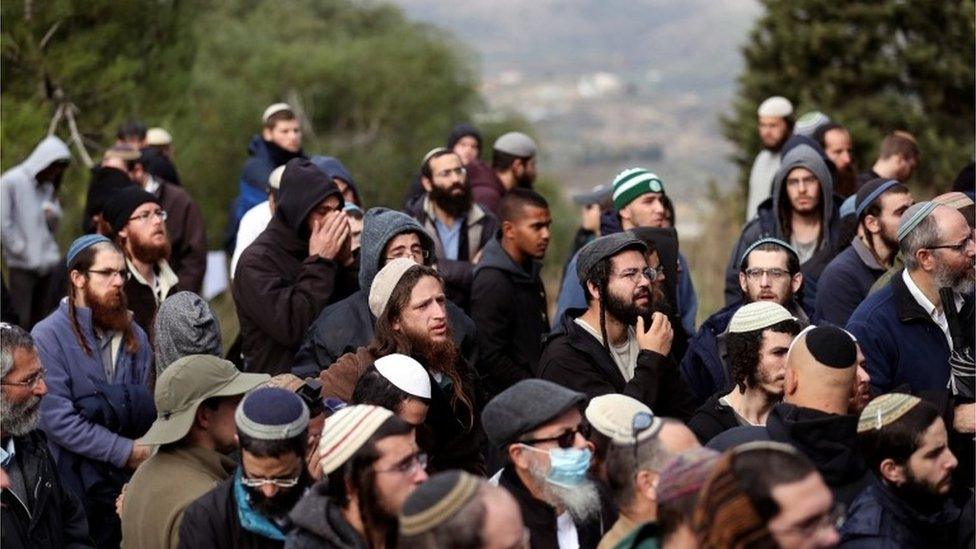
[233,161,357,374]
[284,483,368,549]
[1,431,93,549]
[178,475,284,549]
[686,392,741,444]
[499,466,606,549]
[538,309,696,420]
[471,236,549,397]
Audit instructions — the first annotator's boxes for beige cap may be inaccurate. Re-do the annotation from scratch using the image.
[262,102,293,123]
[585,393,659,444]
[727,302,796,334]
[145,127,172,146]
[368,258,418,318]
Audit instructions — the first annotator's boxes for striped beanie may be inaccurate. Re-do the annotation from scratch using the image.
[857,393,922,433]
[612,168,664,211]
[897,201,939,242]
[727,302,795,334]
[399,471,482,536]
[657,447,721,504]
[317,404,394,476]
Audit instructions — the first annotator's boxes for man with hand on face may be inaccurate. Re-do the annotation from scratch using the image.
[539,233,696,419]
[746,96,794,221]
[481,379,609,548]
[234,158,357,374]
[840,394,961,548]
[103,186,180,337]
[471,188,552,396]
[179,388,314,548]
[409,147,498,310]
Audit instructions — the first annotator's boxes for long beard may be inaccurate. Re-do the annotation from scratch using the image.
[403,326,458,377]
[528,462,601,523]
[604,288,651,326]
[429,183,472,218]
[128,230,171,264]
[0,394,41,436]
[85,285,131,332]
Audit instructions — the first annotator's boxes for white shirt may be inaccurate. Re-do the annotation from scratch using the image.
[902,269,964,349]
[556,512,579,549]
[746,149,781,222]
[231,201,273,279]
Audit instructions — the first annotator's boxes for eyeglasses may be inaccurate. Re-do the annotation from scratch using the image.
[376,452,428,475]
[614,267,657,284]
[926,236,975,254]
[386,247,430,261]
[435,166,466,178]
[239,475,301,488]
[87,268,131,281]
[1,368,46,389]
[769,503,846,538]
[520,423,591,449]
[128,209,168,223]
[744,267,789,281]
[631,411,656,462]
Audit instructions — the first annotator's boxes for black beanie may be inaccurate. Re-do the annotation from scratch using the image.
[446,123,483,151]
[83,167,136,233]
[103,185,160,235]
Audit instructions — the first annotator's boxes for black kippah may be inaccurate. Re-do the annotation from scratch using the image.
[806,326,857,368]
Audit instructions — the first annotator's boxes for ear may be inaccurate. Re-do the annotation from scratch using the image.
[194,404,213,430]
[784,365,799,396]
[790,272,803,295]
[586,280,602,303]
[508,444,529,470]
[863,215,881,236]
[69,270,87,292]
[916,249,936,272]
[262,127,274,141]
[118,226,129,241]
[738,272,748,294]
[879,458,907,486]
[635,470,659,503]
[619,204,633,224]
[501,219,515,239]
[420,176,433,193]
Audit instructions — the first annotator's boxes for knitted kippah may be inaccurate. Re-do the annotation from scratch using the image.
[738,237,799,269]
[66,234,112,268]
[897,201,939,241]
[584,394,657,445]
[757,96,793,118]
[369,259,420,318]
[612,168,665,211]
[317,405,394,476]
[803,325,857,368]
[727,302,795,334]
[839,194,857,218]
[235,387,309,441]
[399,471,481,536]
[857,393,922,433]
[262,103,293,123]
[422,147,449,167]
[794,111,831,137]
[855,179,901,220]
[657,447,721,503]
[934,191,975,210]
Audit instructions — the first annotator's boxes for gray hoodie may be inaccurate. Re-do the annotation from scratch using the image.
[1,136,71,271]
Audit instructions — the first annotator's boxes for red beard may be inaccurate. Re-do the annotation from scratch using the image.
[128,229,171,264]
[84,284,131,332]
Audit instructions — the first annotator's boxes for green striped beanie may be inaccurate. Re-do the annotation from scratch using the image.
[612,168,664,211]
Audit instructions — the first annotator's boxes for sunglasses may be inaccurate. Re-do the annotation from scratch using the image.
[520,423,591,449]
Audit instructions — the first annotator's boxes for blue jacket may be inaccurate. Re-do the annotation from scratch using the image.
[846,270,974,394]
[33,300,154,505]
[840,475,960,548]
[814,238,885,326]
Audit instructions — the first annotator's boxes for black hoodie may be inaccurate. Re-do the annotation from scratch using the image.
[233,158,357,374]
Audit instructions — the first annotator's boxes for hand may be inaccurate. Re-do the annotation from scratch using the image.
[953,403,976,434]
[308,211,350,261]
[125,443,151,471]
[635,312,673,356]
[115,483,128,517]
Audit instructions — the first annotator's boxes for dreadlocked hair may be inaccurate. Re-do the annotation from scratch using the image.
[368,264,476,429]
[67,241,139,356]
[584,257,614,357]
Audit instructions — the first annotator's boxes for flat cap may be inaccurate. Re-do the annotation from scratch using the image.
[481,379,585,448]
[576,232,647,285]
[757,96,793,118]
[493,132,537,158]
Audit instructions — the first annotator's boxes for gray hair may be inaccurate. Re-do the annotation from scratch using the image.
[605,418,681,507]
[1,323,35,380]
[900,209,942,270]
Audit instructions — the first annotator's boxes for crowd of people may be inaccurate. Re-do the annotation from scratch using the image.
[0,95,973,549]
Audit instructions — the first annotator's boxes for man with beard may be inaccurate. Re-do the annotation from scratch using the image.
[33,235,155,547]
[469,131,539,216]
[682,237,809,405]
[858,131,920,187]
[103,185,181,336]
[746,96,794,221]
[409,148,498,309]
[539,233,696,419]
[471,188,552,396]
[318,260,485,474]
[687,302,801,444]
[1,135,71,328]
[841,393,961,547]
[178,387,313,548]
[126,148,207,293]
[481,379,609,548]
[121,355,269,549]
[815,179,913,325]
[815,122,858,197]
[287,405,427,548]
[1,323,92,548]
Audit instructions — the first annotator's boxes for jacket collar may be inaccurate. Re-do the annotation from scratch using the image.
[893,269,946,324]
[869,474,960,529]
[851,237,886,271]
[551,308,628,389]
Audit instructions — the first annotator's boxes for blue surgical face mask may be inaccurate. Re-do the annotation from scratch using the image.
[521,444,592,488]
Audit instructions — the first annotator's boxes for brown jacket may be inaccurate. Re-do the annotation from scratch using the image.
[155,179,207,294]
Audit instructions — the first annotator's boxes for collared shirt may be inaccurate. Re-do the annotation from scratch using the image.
[0,437,15,468]
[93,327,123,379]
[902,269,964,349]
[557,512,580,549]
[434,216,464,261]
[126,257,179,305]
[144,175,161,195]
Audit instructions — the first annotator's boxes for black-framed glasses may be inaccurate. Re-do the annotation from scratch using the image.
[87,268,131,281]
[520,423,591,449]
[128,209,167,223]
[1,367,46,389]
[614,267,657,285]
[376,452,428,475]
[926,236,975,254]
[631,412,656,462]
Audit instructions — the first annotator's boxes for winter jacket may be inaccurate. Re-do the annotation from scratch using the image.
[724,144,844,308]
[1,430,93,549]
[847,270,974,395]
[154,177,207,293]
[408,194,498,310]
[233,164,357,374]
[293,207,479,377]
[471,235,549,397]
[178,471,286,549]
[707,403,869,506]
[538,309,696,421]
[33,300,154,510]
[468,160,506,216]
[318,347,487,475]
[121,443,237,549]
[686,392,741,444]
[839,475,961,548]
[231,201,273,279]
[285,483,369,549]
[814,237,885,326]
[1,136,70,272]
[124,257,181,339]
